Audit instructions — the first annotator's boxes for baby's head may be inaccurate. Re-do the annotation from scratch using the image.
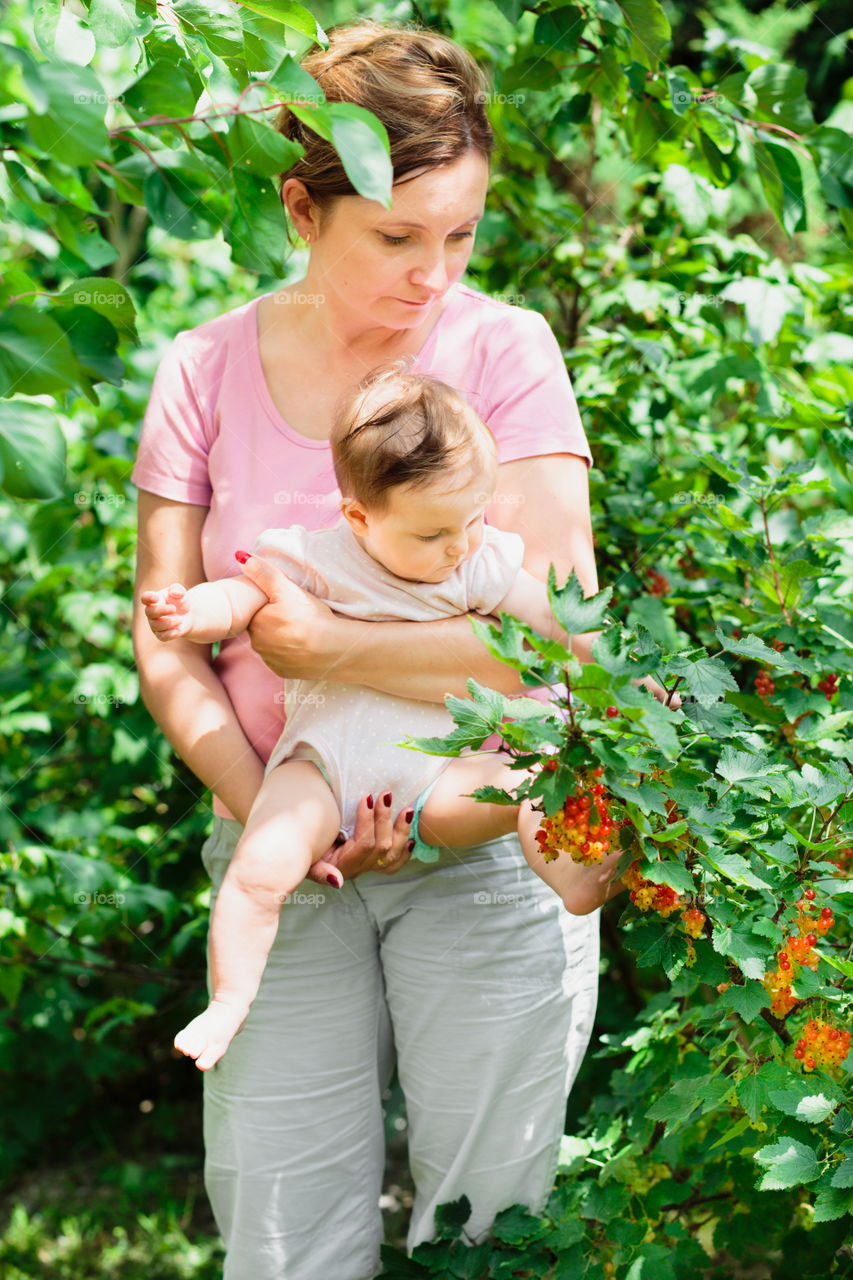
[331,365,497,583]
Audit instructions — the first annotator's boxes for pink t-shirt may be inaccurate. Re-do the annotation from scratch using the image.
[131,282,592,818]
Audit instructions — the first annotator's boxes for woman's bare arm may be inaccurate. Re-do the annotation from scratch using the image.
[133,491,266,826]
[244,454,597,703]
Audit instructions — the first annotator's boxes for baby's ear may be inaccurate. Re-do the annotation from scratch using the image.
[340,498,370,536]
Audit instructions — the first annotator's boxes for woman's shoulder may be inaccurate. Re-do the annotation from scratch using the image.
[445,282,554,338]
[161,293,265,375]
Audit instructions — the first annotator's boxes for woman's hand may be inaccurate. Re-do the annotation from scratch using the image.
[240,553,339,680]
[633,673,683,710]
[305,792,416,886]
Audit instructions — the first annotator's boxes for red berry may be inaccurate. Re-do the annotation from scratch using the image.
[605,706,619,719]
[806,934,817,947]
[821,906,833,919]
[804,888,815,901]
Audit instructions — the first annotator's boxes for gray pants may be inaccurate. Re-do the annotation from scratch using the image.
[200,816,600,1280]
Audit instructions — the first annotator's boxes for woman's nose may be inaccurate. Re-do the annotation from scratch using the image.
[411,254,449,294]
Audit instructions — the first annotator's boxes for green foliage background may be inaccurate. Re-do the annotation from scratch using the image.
[1,0,852,1275]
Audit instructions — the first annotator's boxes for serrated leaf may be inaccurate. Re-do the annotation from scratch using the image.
[547,567,612,636]
[755,1138,819,1190]
[663,654,738,706]
[831,1156,853,1188]
[768,1090,836,1123]
[812,1185,853,1221]
[713,627,801,671]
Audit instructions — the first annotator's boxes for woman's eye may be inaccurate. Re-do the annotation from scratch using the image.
[381,234,409,246]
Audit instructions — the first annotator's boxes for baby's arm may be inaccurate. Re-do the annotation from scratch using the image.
[494,569,594,663]
[141,575,269,644]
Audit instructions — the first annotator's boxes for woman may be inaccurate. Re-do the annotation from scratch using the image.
[133,21,616,1279]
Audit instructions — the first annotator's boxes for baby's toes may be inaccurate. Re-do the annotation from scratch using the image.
[195,1042,226,1072]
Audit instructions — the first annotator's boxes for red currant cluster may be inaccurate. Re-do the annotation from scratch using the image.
[817,672,839,701]
[534,767,617,865]
[754,669,775,703]
[763,894,835,1018]
[646,570,669,598]
[677,547,702,579]
[623,861,683,917]
[793,1018,851,1074]
[681,907,706,938]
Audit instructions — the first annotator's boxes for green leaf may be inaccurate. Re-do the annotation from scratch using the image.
[547,567,612,636]
[289,102,392,206]
[720,981,767,1023]
[746,64,813,133]
[122,58,202,120]
[267,52,325,104]
[87,0,146,48]
[716,747,783,792]
[433,1196,471,1240]
[26,62,110,164]
[831,1156,853,1189]
[719,278,800,345]
[812,1185,853,1222]
[236,0,326,43]
[661,164,711,233]
[227,113,303,175]
[754,142,807,238]
[755,1139,820,1190]
[143,168,217,240]
[173,0,244,58]
[663,654,738,706]
[620,0,671,68]
[713,628,801,671]
[57,279,137,340]
[810,127,853,209]
[0,307,79,397]
[492,1204,549,1245]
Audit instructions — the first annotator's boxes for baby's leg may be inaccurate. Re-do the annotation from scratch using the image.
[175,760,341,1070]
[419,754,624,914]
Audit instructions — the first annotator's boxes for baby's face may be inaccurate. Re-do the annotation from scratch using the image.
[357,475,494,583]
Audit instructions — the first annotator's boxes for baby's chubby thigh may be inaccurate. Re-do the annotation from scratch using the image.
[232,758,343,895]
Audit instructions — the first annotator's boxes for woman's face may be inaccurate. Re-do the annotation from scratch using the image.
[305,150,490,330]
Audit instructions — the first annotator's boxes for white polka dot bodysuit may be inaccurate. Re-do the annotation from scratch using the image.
[254,520,525,838]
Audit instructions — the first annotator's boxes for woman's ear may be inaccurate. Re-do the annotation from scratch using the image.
[340,498,371,536]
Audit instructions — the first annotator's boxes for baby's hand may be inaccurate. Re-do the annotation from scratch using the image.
[141,583,193,641]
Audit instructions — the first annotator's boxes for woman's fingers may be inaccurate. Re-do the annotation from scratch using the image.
[306,793,416,882]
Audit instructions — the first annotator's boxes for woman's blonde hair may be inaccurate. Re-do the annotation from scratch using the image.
[275,20,493,223]
[331,364,496,511]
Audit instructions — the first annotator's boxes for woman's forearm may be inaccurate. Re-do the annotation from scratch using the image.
[134,628,265,825]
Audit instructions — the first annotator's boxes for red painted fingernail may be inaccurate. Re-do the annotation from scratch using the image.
[383,792,392,807]
[326,873,342,888]
[234,550,251,564]
[407,839,415,852]
[405,809,414,823]
[366,794,374,810]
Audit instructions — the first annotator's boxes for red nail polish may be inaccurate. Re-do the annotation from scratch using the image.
[326,873,342,888]
[407,839,415,852]
[366,794,374,810]
[234,550,251,564]
[405,809,414,823]
[383,792,392,807]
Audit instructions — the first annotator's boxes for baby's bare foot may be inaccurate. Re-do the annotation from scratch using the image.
[174,1001,247,1071]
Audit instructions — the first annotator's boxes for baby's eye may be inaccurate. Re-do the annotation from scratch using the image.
[417,533,441,542]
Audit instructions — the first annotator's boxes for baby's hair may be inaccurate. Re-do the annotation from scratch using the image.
[331,363,496,511]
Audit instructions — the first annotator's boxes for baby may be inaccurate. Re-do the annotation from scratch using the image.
[141,367,621,1070]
